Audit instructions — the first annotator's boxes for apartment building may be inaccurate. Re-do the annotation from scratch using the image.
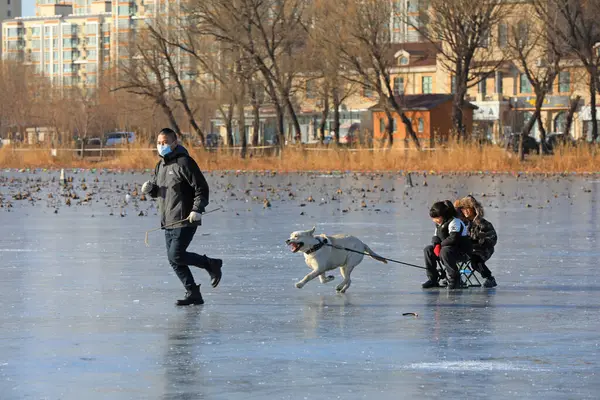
[2,0,159,88]
[0,0,22,58]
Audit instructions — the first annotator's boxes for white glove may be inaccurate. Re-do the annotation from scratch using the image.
[188,211,202,223]
[141,181,153,194]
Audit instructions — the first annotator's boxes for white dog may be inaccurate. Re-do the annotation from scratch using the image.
[286,227,388,293]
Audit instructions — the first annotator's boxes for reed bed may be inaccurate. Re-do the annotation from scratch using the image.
[1,143,597,174]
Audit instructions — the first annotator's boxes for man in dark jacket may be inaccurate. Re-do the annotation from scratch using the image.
[141,128,222,306]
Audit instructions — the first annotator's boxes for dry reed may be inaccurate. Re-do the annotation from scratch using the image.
[1,143,598,174]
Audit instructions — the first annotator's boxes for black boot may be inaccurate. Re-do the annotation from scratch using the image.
[422,279,441,289]
[483,276,497,288]
[208,258,223,288]
[176,285,204,306]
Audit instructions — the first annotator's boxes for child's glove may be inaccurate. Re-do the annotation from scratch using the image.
[433,244,441,257]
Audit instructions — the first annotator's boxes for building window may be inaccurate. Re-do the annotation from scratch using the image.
[87,50,97,59]
[7,10,11,17]
[363,85,374,98]
[498,23,508,48]
[450,75,456,93]
[87,37,97,46]
[520,73,532,94]
[558,71,570,93]
[305,80,315,99]
[103,36,111,44]
[393,77,404,95]
[479,78,487,96]
[398,56,409,66]
[379,118,386,133]
[85,24,97,34]
[422,76,432,94]
[517,21,528,46]
[480,29,489,48]
[407,0,419,13]
[418,118,424,133]
[496,72,503,94]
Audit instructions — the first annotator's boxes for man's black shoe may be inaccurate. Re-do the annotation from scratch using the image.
[483,276,497,288]
[422,280,441,289]
[176,285,204,306]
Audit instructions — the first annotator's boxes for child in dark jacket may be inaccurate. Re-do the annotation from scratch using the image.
[423,200,473,289]
[455,195,498,288]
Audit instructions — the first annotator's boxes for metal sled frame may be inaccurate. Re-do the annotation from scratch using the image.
[437,259,482,287]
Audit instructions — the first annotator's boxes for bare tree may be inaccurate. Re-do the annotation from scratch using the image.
[114,30,182,136]
[533,0,600,143]
[144,21,206,145]
[325,0,420,148]
[409,0,507,140]
[506,15,563,159]
[181,0,310,149]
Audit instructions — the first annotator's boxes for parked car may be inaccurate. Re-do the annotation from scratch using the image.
[505,134,540,155]
[104,132,135,146]
[545,133,576,152]
[205,133,222,148]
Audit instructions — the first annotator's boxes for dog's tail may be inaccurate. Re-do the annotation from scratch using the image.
[363,244,388,264]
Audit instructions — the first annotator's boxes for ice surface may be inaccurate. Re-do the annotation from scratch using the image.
[0,171,598,399]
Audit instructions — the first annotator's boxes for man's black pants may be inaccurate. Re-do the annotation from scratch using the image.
[470,253,493,279]
[165,227,211,290]
[424,245,469,285]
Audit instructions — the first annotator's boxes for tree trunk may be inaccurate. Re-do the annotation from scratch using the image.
[384,109,394,147]
[274,102,285,150]
[226,105,234,147]
[399,112,420,149]
[238,104,247,159]
[589,70,598,142]
[564,95,580,137]
[250,84,260,147]
[333,89,341,145]
[519,108,540,162]
[536,112,547,154]
[452,88,467,141]
[319,95,329,144]
[284,96,302,144]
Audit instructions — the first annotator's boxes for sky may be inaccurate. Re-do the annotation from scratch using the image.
[23,0,35,17]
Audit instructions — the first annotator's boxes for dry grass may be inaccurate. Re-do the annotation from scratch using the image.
[1,143,598,173]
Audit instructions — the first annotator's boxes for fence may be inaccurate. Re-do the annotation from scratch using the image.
[6,144,438,161]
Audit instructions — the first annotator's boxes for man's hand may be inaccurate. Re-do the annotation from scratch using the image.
[433,244,441,257]
[141,181,153,194]
[188,211,202,224]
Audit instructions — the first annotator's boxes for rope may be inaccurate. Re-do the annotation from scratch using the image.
[324,243,426,270]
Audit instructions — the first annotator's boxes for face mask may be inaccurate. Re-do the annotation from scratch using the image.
[157,144,172,157]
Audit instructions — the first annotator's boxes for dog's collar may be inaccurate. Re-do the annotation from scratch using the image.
[305,238,328,255]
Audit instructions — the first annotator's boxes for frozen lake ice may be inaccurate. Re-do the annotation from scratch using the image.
[0,170,599,399]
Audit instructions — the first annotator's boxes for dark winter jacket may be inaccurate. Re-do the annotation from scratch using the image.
[468,217,497,261]
[147,145,209,229]
[432,217,473,255]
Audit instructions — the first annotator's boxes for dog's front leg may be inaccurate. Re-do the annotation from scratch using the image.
[295,270,324,289]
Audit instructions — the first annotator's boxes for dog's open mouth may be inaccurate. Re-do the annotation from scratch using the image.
[289,242,303,253]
